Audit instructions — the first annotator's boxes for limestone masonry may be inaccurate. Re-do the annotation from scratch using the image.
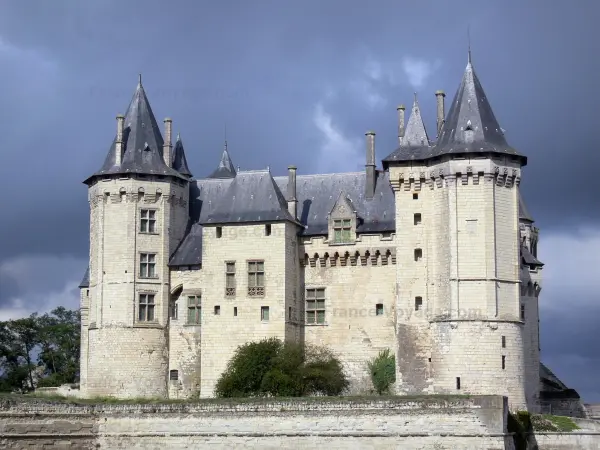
[77,53,575,412]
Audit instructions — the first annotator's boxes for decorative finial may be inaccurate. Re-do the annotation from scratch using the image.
[224,123,228,151]
[414,92,418,103]
[467,26,472,64]
[176,132,181,142]
[138,73,142,86]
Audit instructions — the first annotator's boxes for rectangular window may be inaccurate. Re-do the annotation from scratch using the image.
[138,294,155,322]
[216,227,222,238]
[333,219,352,243]
[265,224,271,236]
[140,253,156,278]
[234,306,238,317]
[187,295,201,324]
[169,369,178,381]
[306,288,326,324]
[140,209,156,233]
[169,301,178,320]
[502,355,506,370]
[456,377,461,390]
[288,306,292,320]
[413,193,418,200]
[261,306,269,321]
[520,304,525,321]
[415,296,423,311]
[375,304,384,316]
[414,248,422,261]
[502,336,506,348]
[225,262,236,297]
[248,261,265,296]
[214,305,221,315]
[414,213,422,225]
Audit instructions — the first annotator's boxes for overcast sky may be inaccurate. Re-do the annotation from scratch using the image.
[0,0,598,401]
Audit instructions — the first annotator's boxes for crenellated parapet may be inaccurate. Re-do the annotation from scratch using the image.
[88,184,187,208]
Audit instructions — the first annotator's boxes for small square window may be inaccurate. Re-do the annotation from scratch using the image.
[375,304,384,316]
[414,213,422,225]
[214,305,221,315]
[415,296,423,311]
[265,224,272,236]
[414,248,422,261]
[169,369,178,381]
[413,193,418,200]
[216,227,222,238]
[261,306,269,321]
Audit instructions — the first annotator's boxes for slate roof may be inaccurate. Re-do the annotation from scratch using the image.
[169,170,395,266]
[540,363,569,391]
[519,191,534,222]
[84,78,186,184]
[172,134,192,178]
[383,56,527,165]
[521,245,543,267]
[169,223,203,266]
[78,267,89,288]
[207,145,236,179]
[202,169,297,224]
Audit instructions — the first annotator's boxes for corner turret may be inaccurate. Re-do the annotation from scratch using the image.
[207,141,236,179]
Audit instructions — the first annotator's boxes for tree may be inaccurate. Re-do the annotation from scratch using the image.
[367,348,396,395]
[215,338,349,398]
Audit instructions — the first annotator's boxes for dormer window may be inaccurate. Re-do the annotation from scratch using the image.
[328,191,356,245]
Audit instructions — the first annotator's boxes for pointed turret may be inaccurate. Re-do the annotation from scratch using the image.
[400,94,430,148]
[172,133,193,178]
[518,190,534,223]
[207,141,236,179]
[84,77,185,184]
[435,55,526,163]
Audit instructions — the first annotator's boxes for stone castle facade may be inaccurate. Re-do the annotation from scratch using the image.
[78,54,546,411]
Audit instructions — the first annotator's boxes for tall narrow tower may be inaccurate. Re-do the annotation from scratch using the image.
[81,77,191,399]
[385,54,532,410]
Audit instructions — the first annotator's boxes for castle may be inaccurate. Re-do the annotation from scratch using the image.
[77,52,553,411]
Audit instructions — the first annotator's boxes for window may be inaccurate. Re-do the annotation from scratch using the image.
[414,213,422,225]
[414,248,422,261]
[415,296,423,311]
[261,306,269,321]
[216,227,222,238]
[214,305,221,315]
[248,261,265,296]
[502,336,506,348]
[86,289,89,297]
[413,193,419,200]
[520,304,525,321]
[288,306,292,320]
[234,306,238,317]
[333,219,352,243]
[140,253,156,278]
[265,224,272,236]
[169,300,178,320]
[375,303,384,316]
[140,209,156,233]
[502,356,506,370]
[138,294,155,322]
[456,377,461,390]
[306,288,326,324]
[169,370,179,381]
[187,295,201,324]
[225,262,236,297]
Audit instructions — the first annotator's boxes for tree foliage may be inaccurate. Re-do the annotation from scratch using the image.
[0,307,80,392]
[367,348,396,395]
[215,338,349,398]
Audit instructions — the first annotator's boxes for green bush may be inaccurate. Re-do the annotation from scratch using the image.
[214,338,348,398]
[367,349,396,395]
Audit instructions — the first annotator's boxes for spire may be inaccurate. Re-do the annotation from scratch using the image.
[435,55,524,160]
[518,191,534,223]
[84,76,185,183]
[172,133,193,178]
[207,141,236,179]
[399,94,429,147]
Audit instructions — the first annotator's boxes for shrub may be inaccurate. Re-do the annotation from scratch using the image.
[367,349,396,395]
[215,338,348,398]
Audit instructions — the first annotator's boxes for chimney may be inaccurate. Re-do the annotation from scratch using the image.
[435,90,445,137]
[163,118,173,167]
[397,105,405,145]
[287,166,297,218]
[365,131,376,200]
[115,114,125,166]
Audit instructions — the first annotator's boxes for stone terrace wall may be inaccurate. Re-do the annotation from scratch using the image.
[1,395,513,450]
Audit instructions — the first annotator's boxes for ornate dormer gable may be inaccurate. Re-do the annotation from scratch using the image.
[328,191,357,245]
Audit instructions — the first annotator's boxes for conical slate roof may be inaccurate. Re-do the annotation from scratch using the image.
[84,77,185,183]
[203,169,295,224]
[172,133,192,178]
[383,96,431,164]
[518,191,534,222]
[207,142,236,179]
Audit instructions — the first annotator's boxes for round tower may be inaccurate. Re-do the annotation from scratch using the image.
[385,55,532,411]
[81,78,191,399]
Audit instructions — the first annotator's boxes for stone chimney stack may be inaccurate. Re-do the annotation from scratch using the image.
[365,131,376,200]
[435,90,446,138]
[115,114,125,166]
[397,105,405,145]
[163,118,173,167]
[287,166,297,219]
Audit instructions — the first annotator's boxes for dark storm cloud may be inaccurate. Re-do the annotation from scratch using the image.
[0,0,598,399]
